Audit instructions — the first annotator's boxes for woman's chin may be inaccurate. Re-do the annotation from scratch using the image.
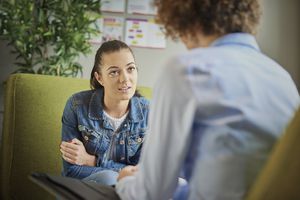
[118,93,134,101]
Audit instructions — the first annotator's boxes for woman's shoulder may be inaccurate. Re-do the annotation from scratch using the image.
[71,89,94,98]
[67,89,95,105]
[130,96,150,122]
[130,96,150,114]
[134,96,150,107]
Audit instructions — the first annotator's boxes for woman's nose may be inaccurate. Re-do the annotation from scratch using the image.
[119,71,129,83]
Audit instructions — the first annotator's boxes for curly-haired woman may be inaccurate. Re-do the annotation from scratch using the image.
[115,0,299,200]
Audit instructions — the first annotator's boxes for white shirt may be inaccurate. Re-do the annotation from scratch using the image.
[103,110,129,131]
[116,33,300,200]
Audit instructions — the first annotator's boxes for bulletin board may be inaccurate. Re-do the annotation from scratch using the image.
[89,0,166,49]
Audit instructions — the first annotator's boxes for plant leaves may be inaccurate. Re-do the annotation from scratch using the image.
[0,0,101,77]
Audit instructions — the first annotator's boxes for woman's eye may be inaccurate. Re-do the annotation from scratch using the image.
[109,70,119,77]
[128,66,136,72]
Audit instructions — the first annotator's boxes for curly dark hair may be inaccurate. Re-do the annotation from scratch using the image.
[154,0,261,39]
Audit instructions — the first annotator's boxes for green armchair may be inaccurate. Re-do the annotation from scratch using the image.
[245,107,300,200]
[1,73,300,200]
[0,73,152,200]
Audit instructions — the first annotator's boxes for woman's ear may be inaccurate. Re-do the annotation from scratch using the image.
[94,71,103,85]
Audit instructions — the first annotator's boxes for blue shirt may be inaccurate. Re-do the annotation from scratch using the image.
[61,89,149,179]
[116,33,300,200]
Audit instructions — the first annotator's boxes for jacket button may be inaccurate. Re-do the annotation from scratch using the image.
[124,124,127,127]
[137,137,142,143]
[84,136,89,141]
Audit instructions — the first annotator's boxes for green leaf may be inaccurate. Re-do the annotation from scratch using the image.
[0,0,101,77]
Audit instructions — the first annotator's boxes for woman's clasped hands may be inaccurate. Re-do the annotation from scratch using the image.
[60,138,96,167]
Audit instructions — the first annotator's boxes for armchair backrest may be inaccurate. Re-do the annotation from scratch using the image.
[246,108,300,200]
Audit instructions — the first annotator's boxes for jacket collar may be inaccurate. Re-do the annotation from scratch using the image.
[211,33,260,52]
[88,89,144,123]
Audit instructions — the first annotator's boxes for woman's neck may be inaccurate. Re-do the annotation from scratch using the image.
[103,97,129,118]
[181,33,221,49]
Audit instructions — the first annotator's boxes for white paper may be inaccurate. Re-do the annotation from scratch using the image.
[101,0,126,13]
[127,0,156,15]
[125,18,166,48]
[125,19,148,47]
[147,19,166,48]
[101,17,124,42]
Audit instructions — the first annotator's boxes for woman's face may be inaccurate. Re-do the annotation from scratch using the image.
[95,49,137,102]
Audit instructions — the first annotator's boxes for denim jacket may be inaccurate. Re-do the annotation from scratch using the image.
[61,89,149,179]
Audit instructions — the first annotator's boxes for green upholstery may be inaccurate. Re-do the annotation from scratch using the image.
[3,73,299,200]
[246,108,300,200]
[0,73,152,200]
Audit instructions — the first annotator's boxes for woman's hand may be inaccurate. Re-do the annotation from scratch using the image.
[60,138,96,166]
[117,165,139,181]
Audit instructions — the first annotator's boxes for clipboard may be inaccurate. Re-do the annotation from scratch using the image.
[29,173,120,200]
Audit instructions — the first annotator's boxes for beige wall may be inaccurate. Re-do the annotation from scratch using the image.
[257,0,300,88]
[1,1,299,88]
[75,0,300,89]
[76,38,186,88]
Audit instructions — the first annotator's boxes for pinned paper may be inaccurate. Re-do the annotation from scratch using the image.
[101,0,126,13]
[127,0,156,15]
[101,17,124,42]
[125,18,166,48]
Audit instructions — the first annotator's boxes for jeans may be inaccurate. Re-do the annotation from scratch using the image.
[83,170,119,186]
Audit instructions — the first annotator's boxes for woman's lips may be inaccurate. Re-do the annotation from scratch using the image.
[118,86,131,93]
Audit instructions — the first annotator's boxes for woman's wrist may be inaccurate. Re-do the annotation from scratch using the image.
[86,154,96,167]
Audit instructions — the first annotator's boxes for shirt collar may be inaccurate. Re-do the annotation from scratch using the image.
[128,96,145,123]
[211,33,260,52]
[88,89,104,120]
[88,89,144,122]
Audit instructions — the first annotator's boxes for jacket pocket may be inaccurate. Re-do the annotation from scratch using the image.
[127,128,146,158]
[78,125,103,155]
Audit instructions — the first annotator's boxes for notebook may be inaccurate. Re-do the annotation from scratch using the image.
[29,173,120,200]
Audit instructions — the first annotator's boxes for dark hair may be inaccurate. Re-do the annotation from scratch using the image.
[154,0,261,39]
[90,40,133,89]
[90,40,141,97]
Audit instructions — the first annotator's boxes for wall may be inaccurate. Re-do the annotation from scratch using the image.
[1,0,300,140]
[256,0,300,88]
[0,41,17,142]
[77,38,186,88]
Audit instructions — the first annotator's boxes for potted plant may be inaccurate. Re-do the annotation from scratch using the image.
[0,0,101,77]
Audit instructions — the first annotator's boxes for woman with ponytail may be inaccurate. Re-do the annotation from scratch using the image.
[59,40,149,186]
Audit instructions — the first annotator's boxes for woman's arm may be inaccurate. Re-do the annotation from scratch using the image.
[61,124,109,178]
[60,97,102,178]
[102,160,127,171]
[116,60,198,199]
[61,96,127,178]
[60,138,96,166]
[60,138,127,173]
